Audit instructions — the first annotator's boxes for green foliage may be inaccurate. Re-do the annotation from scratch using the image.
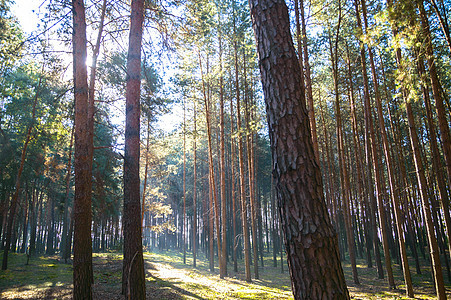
[0,0,24,76]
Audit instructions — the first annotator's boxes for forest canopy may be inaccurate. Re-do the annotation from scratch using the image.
[1,0,451,299]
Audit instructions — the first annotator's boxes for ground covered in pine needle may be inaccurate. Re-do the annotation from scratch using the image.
[0,250,449,299]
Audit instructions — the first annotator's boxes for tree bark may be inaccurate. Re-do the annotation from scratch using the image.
[122,0,146,298]
[72,0,93,298]
[249,0,349,298]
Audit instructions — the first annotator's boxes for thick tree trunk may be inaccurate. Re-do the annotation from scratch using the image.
[249,0,349,298]
[122,0,146,298]
[72,0,93,298]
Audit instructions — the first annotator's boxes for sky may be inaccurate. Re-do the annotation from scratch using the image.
[11,0,41,34]
[11,0,181,134]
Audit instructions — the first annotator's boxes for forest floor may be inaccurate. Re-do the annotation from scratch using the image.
[0,249,450,299]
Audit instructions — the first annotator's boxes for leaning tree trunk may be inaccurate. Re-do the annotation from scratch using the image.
[249,0,349,298]
[122,0,146,298]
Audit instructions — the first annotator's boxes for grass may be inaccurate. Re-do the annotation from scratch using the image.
[0,253,72,299]
[0,249,450,299]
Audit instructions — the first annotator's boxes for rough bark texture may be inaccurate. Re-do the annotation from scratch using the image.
[122,0,146,298]
[249,0,349,298]
[72,0,93,298]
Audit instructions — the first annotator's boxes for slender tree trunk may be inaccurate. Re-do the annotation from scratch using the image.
[299,0,319,162]
[141,119,150,232]
[249,0,349,297]
[416,52,451,266]
[387,1,447,297]
[328,19,360,284]
[61,126,74,262]
[183,101,187,265]
[243,49,259,280]
[230,76,238,273]
[418,0,451,264]
[122,0,146,298]
[193,101,198,268]
[429,0,451,54]
[405,101,446,299]
[1,72,41,270]
[355,0,394,286]
[199,52,223,275]
[345,44,372,269]
[219,20,227,278]
[361,0,413,292]
[236,53,252,283]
